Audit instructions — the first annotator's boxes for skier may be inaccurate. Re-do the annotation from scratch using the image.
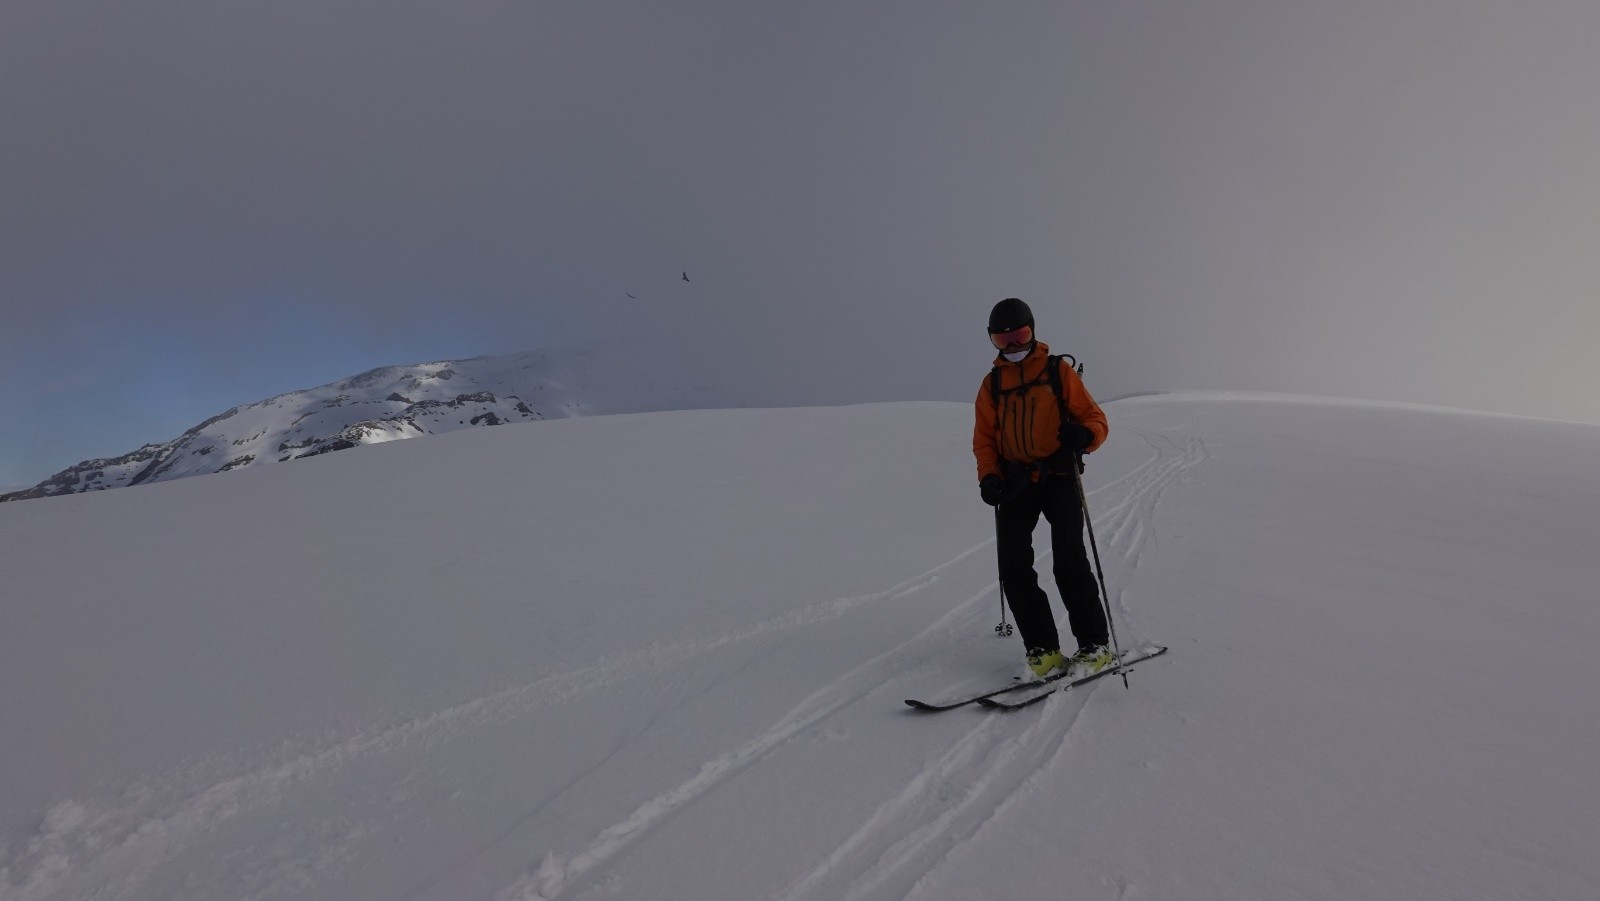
[974,298,1113,678]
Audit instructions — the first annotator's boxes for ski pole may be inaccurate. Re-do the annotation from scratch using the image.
[993,507,1013,638]
[1075,454,1128,687]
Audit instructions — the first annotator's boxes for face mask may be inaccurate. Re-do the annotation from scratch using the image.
[1002,348,1030,363]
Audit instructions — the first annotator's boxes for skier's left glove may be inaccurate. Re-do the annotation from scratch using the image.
[1057,423,1094,452]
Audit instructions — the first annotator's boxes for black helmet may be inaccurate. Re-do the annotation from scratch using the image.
[988,297,1034,334]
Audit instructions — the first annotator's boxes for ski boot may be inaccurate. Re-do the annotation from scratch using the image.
[1025,647,1067,678]
[1069,644,1114,676]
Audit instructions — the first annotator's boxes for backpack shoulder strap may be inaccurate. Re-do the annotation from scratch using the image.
[1046,355,1067,414]
[1047,355,1075,444]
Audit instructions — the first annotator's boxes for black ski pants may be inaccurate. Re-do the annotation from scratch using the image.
[996,469,1108,654]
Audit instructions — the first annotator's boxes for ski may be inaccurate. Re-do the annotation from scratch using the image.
[904,646,1167,712]
[976,645,1169,710]
[904,675,1057,712]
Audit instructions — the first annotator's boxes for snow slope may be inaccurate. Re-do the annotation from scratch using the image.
[2,392,1598,900]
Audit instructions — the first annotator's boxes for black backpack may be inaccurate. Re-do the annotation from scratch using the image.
[988,353,1083,467]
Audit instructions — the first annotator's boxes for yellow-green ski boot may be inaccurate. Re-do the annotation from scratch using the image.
[1069,644,1114,676]
[1025,647,1067,678]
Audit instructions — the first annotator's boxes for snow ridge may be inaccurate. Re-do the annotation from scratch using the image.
[0,352,577,501]
[0,344,736,502]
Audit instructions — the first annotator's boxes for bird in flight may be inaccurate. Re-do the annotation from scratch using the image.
[682,271,691,283]
[626,293,637,299]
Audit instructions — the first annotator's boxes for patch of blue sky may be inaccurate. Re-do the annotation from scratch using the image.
[0,297,546,489]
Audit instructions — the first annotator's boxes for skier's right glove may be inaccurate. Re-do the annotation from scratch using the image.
[979,474,1004,507]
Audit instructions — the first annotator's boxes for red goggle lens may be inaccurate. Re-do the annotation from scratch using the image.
[989,325,1033,349]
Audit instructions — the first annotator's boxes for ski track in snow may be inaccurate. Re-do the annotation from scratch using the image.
[492,577,1008,901]
[767,420,1207,901]
[775,691,1096,901]
[502,416,1209,901]
[1,537,991,901]
[5,409,1210,901]
[1090,425,1210,638]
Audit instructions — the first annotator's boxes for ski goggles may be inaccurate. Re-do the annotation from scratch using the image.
[988,324,1033,350]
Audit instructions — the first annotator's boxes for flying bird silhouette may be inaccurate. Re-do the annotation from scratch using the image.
[682,271,690,282]
[626,293,637,299]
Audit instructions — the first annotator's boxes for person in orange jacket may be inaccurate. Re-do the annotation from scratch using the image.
[974,298,1113,678]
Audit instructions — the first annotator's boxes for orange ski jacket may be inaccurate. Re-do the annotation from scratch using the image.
[973,341,1108,483]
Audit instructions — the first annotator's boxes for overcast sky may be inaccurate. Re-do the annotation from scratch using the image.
[4,1,1599,489]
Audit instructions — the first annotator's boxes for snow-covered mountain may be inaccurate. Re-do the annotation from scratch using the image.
[1,346,734,502]
[3,393,1598,900]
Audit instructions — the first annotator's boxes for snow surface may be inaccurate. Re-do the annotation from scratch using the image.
[2,392,1598,900]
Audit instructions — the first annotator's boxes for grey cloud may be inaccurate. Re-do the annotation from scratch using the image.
[3,0,1600,486]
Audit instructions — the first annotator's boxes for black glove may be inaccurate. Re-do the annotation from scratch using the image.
[979,474,1004,507]
[1058,423,1094,453]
